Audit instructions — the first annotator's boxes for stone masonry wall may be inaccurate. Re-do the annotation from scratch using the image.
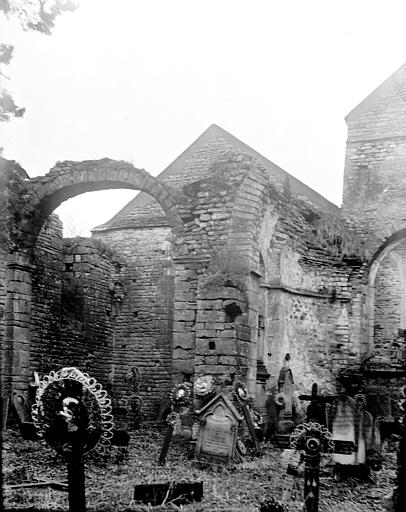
[58,238,120,387]
[373,253,402,364]
[30,216,64,375]
[194,286,250,383]
[343,63,406,243]
[92,226,174,419]
[31,234,121,389]
[251,179,367,399]
[0,159,30,391]
[342,65,406,406]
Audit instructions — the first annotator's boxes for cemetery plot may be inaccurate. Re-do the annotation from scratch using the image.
[2,424,399,512]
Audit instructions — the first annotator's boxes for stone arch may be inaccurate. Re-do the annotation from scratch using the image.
[226,166,268,271]
[366,228,406,360]
[16,158,183,254]
[225,166,279,395]
[3,158,184,397]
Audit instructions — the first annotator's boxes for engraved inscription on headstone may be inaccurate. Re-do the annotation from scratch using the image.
[195,394,242,463]
[328,395,357,465]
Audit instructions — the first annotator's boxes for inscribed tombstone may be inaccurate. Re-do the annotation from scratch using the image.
[195,394,242,463]
[328,395,357,465]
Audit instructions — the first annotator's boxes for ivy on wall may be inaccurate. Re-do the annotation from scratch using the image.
[305,213,372,263]
[199,247,246,291]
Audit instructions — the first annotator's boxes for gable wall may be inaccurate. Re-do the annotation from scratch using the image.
[343,65,406,241]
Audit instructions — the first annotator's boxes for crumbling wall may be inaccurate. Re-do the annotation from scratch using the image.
[58,238,121,387]
[0,158,31,394]
[31,235,122,389]
[238,167,368,398]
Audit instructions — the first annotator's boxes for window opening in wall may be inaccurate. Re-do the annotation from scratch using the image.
[224,302,242,322]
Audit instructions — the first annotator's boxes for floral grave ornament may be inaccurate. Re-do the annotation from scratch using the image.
[170,383,192,406]
[290,422,335,454]
[232,381,262,456]
[32,367,114,455]
[289,422,335,512]
[193,375,216,398]
[233,381,249,403]
[166,411,181,427]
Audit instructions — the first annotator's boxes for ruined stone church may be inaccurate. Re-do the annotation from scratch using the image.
[1,62,405,422]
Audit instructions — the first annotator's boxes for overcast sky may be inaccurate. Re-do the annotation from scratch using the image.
[1,0,406,236]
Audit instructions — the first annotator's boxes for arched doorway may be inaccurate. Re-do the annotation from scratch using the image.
[2,158,183,406]
[367,229,406,366]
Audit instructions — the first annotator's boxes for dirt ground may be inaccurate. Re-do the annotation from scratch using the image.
[2,426,398,512]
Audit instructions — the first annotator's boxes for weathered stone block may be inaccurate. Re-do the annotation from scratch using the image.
[174,310,195,322]
[173,333,194,349]
[173,348,191,360]
[173,359,194,373]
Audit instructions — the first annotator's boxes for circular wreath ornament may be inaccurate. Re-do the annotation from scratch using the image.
[169,383,192,406]
[166,411,181,426]
[274,392,285,407]
[193,375,216,398]
[289,422,335,455]
[250,408,263,428]
[31,367,114,456]
[124,366,141,394]
[233,382,248,403]
[354,393,367,408]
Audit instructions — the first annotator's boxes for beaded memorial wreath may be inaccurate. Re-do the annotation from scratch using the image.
[169,383,192,406]
[31,367,114,456]
[290,422,335,454]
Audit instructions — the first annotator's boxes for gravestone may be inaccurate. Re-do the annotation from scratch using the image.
[195,394,242,464]
[12,391,38,440]
[364,410,382,470]
[274,359,295,446]
[355,396,367,465]
[328,395,357,465]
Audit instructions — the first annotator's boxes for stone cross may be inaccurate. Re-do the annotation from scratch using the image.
[158,412,180,465]
[158,383,191,465]
[290,422,335,512]
[62,396,88,512]
[233,382,262,456]
[298,383,334,426]
[32,367,114,512]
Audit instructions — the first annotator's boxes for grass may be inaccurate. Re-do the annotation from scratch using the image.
[2,427,398,511]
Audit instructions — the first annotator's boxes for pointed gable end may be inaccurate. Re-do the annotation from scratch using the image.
[345,62,406,141]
